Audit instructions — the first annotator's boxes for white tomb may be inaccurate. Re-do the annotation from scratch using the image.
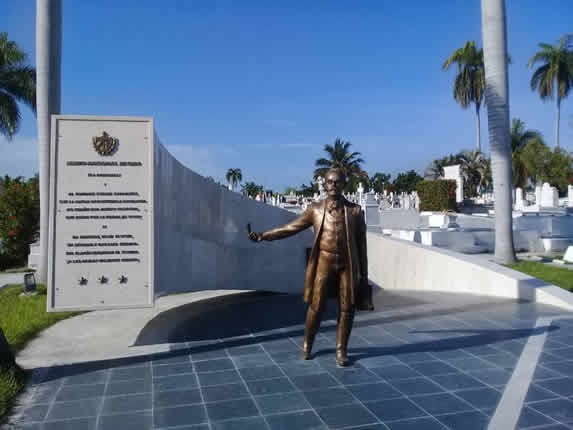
[443,164,463,203]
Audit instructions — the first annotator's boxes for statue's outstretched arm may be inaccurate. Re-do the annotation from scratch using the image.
[249,209,313,242]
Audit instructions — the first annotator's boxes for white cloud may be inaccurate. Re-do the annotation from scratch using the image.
[0,136,38,178]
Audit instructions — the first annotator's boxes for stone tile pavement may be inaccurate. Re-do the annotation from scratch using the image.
[4,289,573,429]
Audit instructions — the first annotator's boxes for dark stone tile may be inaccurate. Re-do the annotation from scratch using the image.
[317,403,378,428]
[455,387,502,410]
[444,356,496,371]
[537,377,573,397]
[410,392,474,416]
[303,387,356,408]
[43,417,97,430]
[152,353,191,366]
[226,345,264,356]
[47,397,101,421]
[210,416,268,430]
[202,382,250,402]
[11,424,43,430]
[408,361,459,377]
[533,365,564,381]
[197,370,242,387]
[385,417,447,430]
[525,385,561,403]
[265,410,326,430]
[365,397,428,422]
[545,347,573,360]
[516,406,557,429]
[205,398,259,422]
[28,385,59,404]
[106,379,152,396]
[191,348,229,362]
[466,368,512,386]
[328,367,380,385]
[195,358,236,373]
[154,373,198,391]
[395,352,435,364]
[437,410,489,430]
[247,376,297,396]
[529,398,573,423]
[64,370,108,386]
[429,349,473,361]
[232,354,273,368]
[279,361,323,377]
[267,350,305,364]
[152,363,194,378]
[55,384,105,402]
[239,365,283,381]
[255,391,310,414]
[476,352,518,369]
[348,382,403,402]
[356,355,403,369]
[15,403,50,422]
[291,372,340,391]
[98,410,153,430]
[430,373,486,391]
[153,404,207,428]
[109,366,151,382]
[154,388,202,408]
[389,377,445,396]
[101,393,152,415]
[341,424,389,430]
[262,339,299,353]
[370,364,421,381]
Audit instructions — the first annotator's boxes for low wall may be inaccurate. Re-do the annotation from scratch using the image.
[154,142,312,297]
[367,232,573,311]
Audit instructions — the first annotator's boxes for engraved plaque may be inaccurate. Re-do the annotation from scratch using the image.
[48,116,154,311]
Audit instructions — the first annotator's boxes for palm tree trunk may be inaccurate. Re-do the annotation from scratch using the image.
[555,98,561,148]
[36,0,62,283]
[476,105,482,152]
[481,0,516,264]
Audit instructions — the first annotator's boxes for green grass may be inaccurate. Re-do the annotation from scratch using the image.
[509,261,573,292]
[0,284,79,422]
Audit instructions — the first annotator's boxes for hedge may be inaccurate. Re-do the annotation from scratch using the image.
[416,180,457,212]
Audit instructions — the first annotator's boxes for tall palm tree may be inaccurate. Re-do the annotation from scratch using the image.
[443,41,485,152]
[0,33,36,139]
[458,150,490,197]
[481,0,516,264]
[528,34,573,148]
[424,153,462,180]
[225,168,242,192]
[314,138,367,190]
[510,118,544,188]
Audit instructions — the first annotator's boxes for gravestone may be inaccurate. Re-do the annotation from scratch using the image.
[535,185,543,206]
[514,187,525,211]
[443,164,463,203]
[569,185,573,207]
[541,183,556,207]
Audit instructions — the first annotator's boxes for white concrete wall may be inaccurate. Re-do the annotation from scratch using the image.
[367,231,573,311]
[153,142,312,297]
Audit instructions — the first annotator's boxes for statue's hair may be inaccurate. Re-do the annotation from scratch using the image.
[326,167,347,183]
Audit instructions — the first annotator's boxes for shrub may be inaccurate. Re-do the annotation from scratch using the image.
[0,176,39,268]
[416,180,457,212]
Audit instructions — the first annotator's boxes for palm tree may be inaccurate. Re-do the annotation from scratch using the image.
[0,33,36,139]
[510,118,544,188]
[481,0,516,264]
[225,168,242,192]
[443,41,485,152]
[528,34,573,148]
[424,153,462,180]
[314,138,367,191]
[458,150,490,197]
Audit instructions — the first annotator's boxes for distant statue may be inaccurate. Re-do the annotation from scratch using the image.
[248,168,373,366]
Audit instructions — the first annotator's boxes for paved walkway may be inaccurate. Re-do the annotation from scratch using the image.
[5,289,573,430]
[0,272,25,289]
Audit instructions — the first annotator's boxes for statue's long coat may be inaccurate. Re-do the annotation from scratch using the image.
[262,199,373,311]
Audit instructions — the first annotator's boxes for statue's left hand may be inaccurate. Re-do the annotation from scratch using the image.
[247,223,263,242]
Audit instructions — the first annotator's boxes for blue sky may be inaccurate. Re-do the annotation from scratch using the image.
[1,0,572,192]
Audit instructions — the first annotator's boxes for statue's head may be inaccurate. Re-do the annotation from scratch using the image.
[324,168,346,199]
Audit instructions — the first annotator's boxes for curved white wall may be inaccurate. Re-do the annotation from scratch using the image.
[153,141,312,297]
[367,231,573,310]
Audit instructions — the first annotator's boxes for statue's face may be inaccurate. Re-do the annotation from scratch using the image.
[325,170,345,198]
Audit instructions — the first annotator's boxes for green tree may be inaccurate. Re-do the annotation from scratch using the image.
[314,138,367,191]
[544,148,573,193]
[0,175,39,269]
[225,168,242,192]
[510,118,545,188]
[0,33,36,139]
[458,150,490,197]
[369,172,391,193]
[298,182,317,198]
[443,41,486,152]
[241,181,263,198]
[393,170,423,193]
[520,139,551,186]
[528,34,573,148]
[481,0,516,264]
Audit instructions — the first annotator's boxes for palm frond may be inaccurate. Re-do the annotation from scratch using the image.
[0,91,21,139]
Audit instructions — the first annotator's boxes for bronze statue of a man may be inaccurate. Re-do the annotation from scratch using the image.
[249,167,372,366]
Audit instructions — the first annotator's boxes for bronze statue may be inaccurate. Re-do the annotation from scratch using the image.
[249,167,373,366]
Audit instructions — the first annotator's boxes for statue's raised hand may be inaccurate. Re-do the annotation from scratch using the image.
[247,223,263,242]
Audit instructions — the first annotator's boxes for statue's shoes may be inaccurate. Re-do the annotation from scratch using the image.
[301,349,312,360]
[336,350,350,367]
